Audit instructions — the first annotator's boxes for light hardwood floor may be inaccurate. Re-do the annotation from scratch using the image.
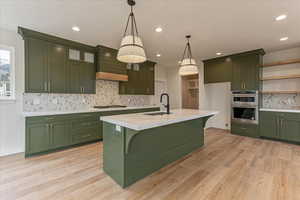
[1,128,300,200]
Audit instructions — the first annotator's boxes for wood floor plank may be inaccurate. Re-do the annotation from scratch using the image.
[1,128,300,200]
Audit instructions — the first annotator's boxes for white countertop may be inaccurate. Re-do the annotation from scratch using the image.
[260,108,300,113]
[100,109,218,131]
[23,106,159,117]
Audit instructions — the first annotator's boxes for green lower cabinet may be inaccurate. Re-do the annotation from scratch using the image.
[25,107,160,157]
[259,111,279,139]
[70,127,99,145]
[260,111,300,143]
[50,122,70,149]
[26,123,51,155]
[231,122,259,138]
[103,117,210,188]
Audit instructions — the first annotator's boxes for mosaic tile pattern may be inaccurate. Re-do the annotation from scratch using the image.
[23,80,167,112]
[262,94,300,109]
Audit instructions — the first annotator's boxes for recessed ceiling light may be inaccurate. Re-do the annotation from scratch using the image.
[216,52,222,56]
[155,27,163,32]
[280,37,289,41]
[72,26,80,32]
[276,15,287,21]
[156,53,161,57]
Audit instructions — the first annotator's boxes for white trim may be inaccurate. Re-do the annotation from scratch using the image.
[0,44,15,101]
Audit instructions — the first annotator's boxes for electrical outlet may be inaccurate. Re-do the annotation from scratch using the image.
[115,125,121,132]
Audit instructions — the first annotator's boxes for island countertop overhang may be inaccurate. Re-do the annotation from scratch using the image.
[100,109,218,131]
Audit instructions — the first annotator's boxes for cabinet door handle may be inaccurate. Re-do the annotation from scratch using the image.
[48,81,51,92]
[44,82,47,92]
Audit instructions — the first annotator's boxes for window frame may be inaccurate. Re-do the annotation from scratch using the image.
[0,44,15,101]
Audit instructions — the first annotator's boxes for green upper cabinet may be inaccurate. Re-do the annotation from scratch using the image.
[203,49,265,90]
[19,27,96,94]
[204,58,232,84]
[119,61,155,95]
[67,50,96,94]
[48,43,67,93]
[25,37,49,93]
[231,53,261,91]
[96,45,127,75]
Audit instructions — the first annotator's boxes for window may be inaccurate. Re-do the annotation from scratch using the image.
[0,45,15,100]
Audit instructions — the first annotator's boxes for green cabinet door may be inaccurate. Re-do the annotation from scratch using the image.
[26,123,51,154]
[204,58,232,84]
[232,54,259,91]
[280,113,300,142]
[25,38,48,93]
[51,121,70,149]
[259,111,279,139]
[119,61,155,95]
[81,62,96,94]
[96,46,127,75]
[48,43,67,93]
[68,60,82,93]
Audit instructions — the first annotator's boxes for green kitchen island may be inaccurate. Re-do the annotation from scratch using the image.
[100,109,218,188]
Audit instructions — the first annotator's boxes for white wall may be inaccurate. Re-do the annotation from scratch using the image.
[204,82,231,129]
[0,28,25,156]
[166,66,182,109]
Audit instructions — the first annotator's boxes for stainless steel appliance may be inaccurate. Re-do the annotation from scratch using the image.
[231,91,258,124]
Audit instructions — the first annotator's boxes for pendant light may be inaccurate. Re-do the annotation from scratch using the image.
[117,0,146,64]
[179,35,198,76]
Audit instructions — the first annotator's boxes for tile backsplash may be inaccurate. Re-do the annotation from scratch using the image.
[262,94,300,109]
[23,80,166,112]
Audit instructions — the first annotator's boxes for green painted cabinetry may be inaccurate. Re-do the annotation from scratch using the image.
[203,49,265,89]
[259,111,279,139]
[260,111,300,142]
[204,58,232,84]
[231,53,260,91]
[19,27,96,94]
[231,122,259,138]
[25,107,159,157]
[96,45,127,75]
[119,61,155,95]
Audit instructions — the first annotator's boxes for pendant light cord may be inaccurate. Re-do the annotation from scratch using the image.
[181,35,194,64]
[123,2,139,45]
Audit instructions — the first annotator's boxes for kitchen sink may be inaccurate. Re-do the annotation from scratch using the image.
[94,105,127,109]
[144,112,171,116]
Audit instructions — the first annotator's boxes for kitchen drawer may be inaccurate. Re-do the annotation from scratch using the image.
[71,121,99,130]
[70,127,99,145]
[231,122,259,138]
[26,115,70,124]
[70,113,99,122]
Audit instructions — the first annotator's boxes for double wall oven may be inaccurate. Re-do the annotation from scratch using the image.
[231,91,258,124]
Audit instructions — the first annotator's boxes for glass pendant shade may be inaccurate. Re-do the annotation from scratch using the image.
[117,35,146,63]
[179,35,198,76]
[118,0,146,64]
[179,58,198,76]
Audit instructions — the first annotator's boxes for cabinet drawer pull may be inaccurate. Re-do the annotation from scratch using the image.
[82,134,91,138]
[46,117,55,120]
[44,82,47,91]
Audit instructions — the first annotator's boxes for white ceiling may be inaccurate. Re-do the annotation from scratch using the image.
[1,0,300,67]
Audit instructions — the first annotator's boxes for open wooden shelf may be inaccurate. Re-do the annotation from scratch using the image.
[261,74,300,81]
[261,91,300,94]
[262,58,300,67]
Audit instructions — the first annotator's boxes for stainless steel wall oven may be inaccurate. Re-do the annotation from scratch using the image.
[231,91,258,124]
